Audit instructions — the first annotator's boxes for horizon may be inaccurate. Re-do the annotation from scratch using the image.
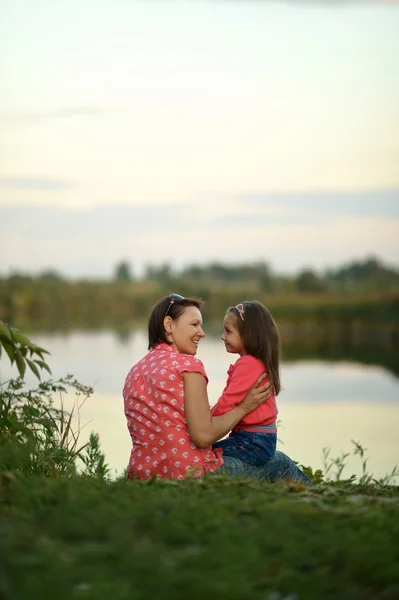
[2,245,397,281]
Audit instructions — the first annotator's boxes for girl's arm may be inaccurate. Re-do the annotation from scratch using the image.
[183,371,272,448]
[211,358,268,417]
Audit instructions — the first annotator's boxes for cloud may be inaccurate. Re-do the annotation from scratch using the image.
[1,189,398,279]
[0,107,102,125]
[1,189,399,237]
[205,188,399,228]
[54,107,102,118]
[0,201,192,239]
[0,178,75,192]
[243,188,399,217]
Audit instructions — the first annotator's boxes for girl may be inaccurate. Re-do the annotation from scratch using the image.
[212,301,280,465]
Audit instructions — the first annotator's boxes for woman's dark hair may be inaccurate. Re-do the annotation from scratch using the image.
[148,295,205,349]
[228,301,281,395]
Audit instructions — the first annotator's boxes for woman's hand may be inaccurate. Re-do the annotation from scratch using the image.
[240,374,273,416]
[183,372,273,449]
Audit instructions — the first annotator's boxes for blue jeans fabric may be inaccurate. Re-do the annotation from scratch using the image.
[211,451,312,484]
[212,430,277,466]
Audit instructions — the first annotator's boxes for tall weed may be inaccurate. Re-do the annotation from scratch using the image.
[0,375,97,477]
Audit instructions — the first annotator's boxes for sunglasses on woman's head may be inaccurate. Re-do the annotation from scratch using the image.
[165,293,185,317]
[235,303,245,321]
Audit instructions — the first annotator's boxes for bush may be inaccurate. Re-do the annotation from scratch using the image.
[0,320,51,379]
[0,321,109,479]
[0,375,94,476]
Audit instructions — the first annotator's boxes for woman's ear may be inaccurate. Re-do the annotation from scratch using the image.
[163,316,173,335]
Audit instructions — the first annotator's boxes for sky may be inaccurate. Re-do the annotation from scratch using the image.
[1,0,399,278]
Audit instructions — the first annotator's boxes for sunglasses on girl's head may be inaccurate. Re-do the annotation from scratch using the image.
[235,303,245,321]
[165,293,185,317]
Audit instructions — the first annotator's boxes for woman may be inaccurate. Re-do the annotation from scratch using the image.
[123,294,310,483]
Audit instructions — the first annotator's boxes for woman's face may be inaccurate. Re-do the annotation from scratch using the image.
[166,306,205,355]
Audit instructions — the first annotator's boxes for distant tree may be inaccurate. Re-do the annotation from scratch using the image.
[180,260,276,287]
[296,269,327,293]
[182,264,204,280]
[114,261,133,282]
[326,256,399,291]
[144,263,172,284]
[144,264,156,280]
[208,262,231,281]
[39,269,64,281]
[7,272,33,284]
[158,263,173,285]
[256,262,276,292]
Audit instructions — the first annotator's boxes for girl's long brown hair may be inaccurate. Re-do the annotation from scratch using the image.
[229,301,281,395]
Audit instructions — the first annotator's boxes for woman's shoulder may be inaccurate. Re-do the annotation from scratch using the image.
[178,353,206,369]
[175,352,208,382]
[153,344,203,365]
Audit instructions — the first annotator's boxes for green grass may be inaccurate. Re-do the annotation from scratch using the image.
[1,473,399,600]
[1,324,398,600]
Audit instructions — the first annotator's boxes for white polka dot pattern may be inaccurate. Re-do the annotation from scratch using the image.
[123,342,223,480]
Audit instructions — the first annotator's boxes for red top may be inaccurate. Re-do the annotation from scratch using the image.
[123,342,223,480]
[211,355,278,433]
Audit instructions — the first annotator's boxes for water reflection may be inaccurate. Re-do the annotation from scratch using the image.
[20,319,399,378]
[113,329,134,346]
[1,328,398,481]
[282,343,399,379]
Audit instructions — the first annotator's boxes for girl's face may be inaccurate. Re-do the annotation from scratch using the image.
[167,306,205,355]
[221,313,246,356]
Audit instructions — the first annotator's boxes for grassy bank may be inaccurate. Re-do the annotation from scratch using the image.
[1,473,399,600]
[1,322,398,600]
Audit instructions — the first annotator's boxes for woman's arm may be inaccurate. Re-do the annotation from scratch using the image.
[183,372,272,448]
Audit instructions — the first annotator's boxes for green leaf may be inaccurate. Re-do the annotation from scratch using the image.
[26,358,41,380]
[31,345,51,358]
[22,405,41,419]
[0,321,13,341]
[36,345,51,355]
[34,359,52,375]
[15,348,26,378]
[40,417,55,432]
[12,328,35,348]
[7,323,15,341]
[1,338,16,364]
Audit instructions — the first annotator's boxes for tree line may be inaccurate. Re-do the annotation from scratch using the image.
[0,256,398,331]
[8,255,398,293]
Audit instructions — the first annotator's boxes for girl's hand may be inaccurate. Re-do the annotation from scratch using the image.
[240,374,273,415]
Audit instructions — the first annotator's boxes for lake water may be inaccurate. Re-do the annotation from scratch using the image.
[2,329,399,482]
